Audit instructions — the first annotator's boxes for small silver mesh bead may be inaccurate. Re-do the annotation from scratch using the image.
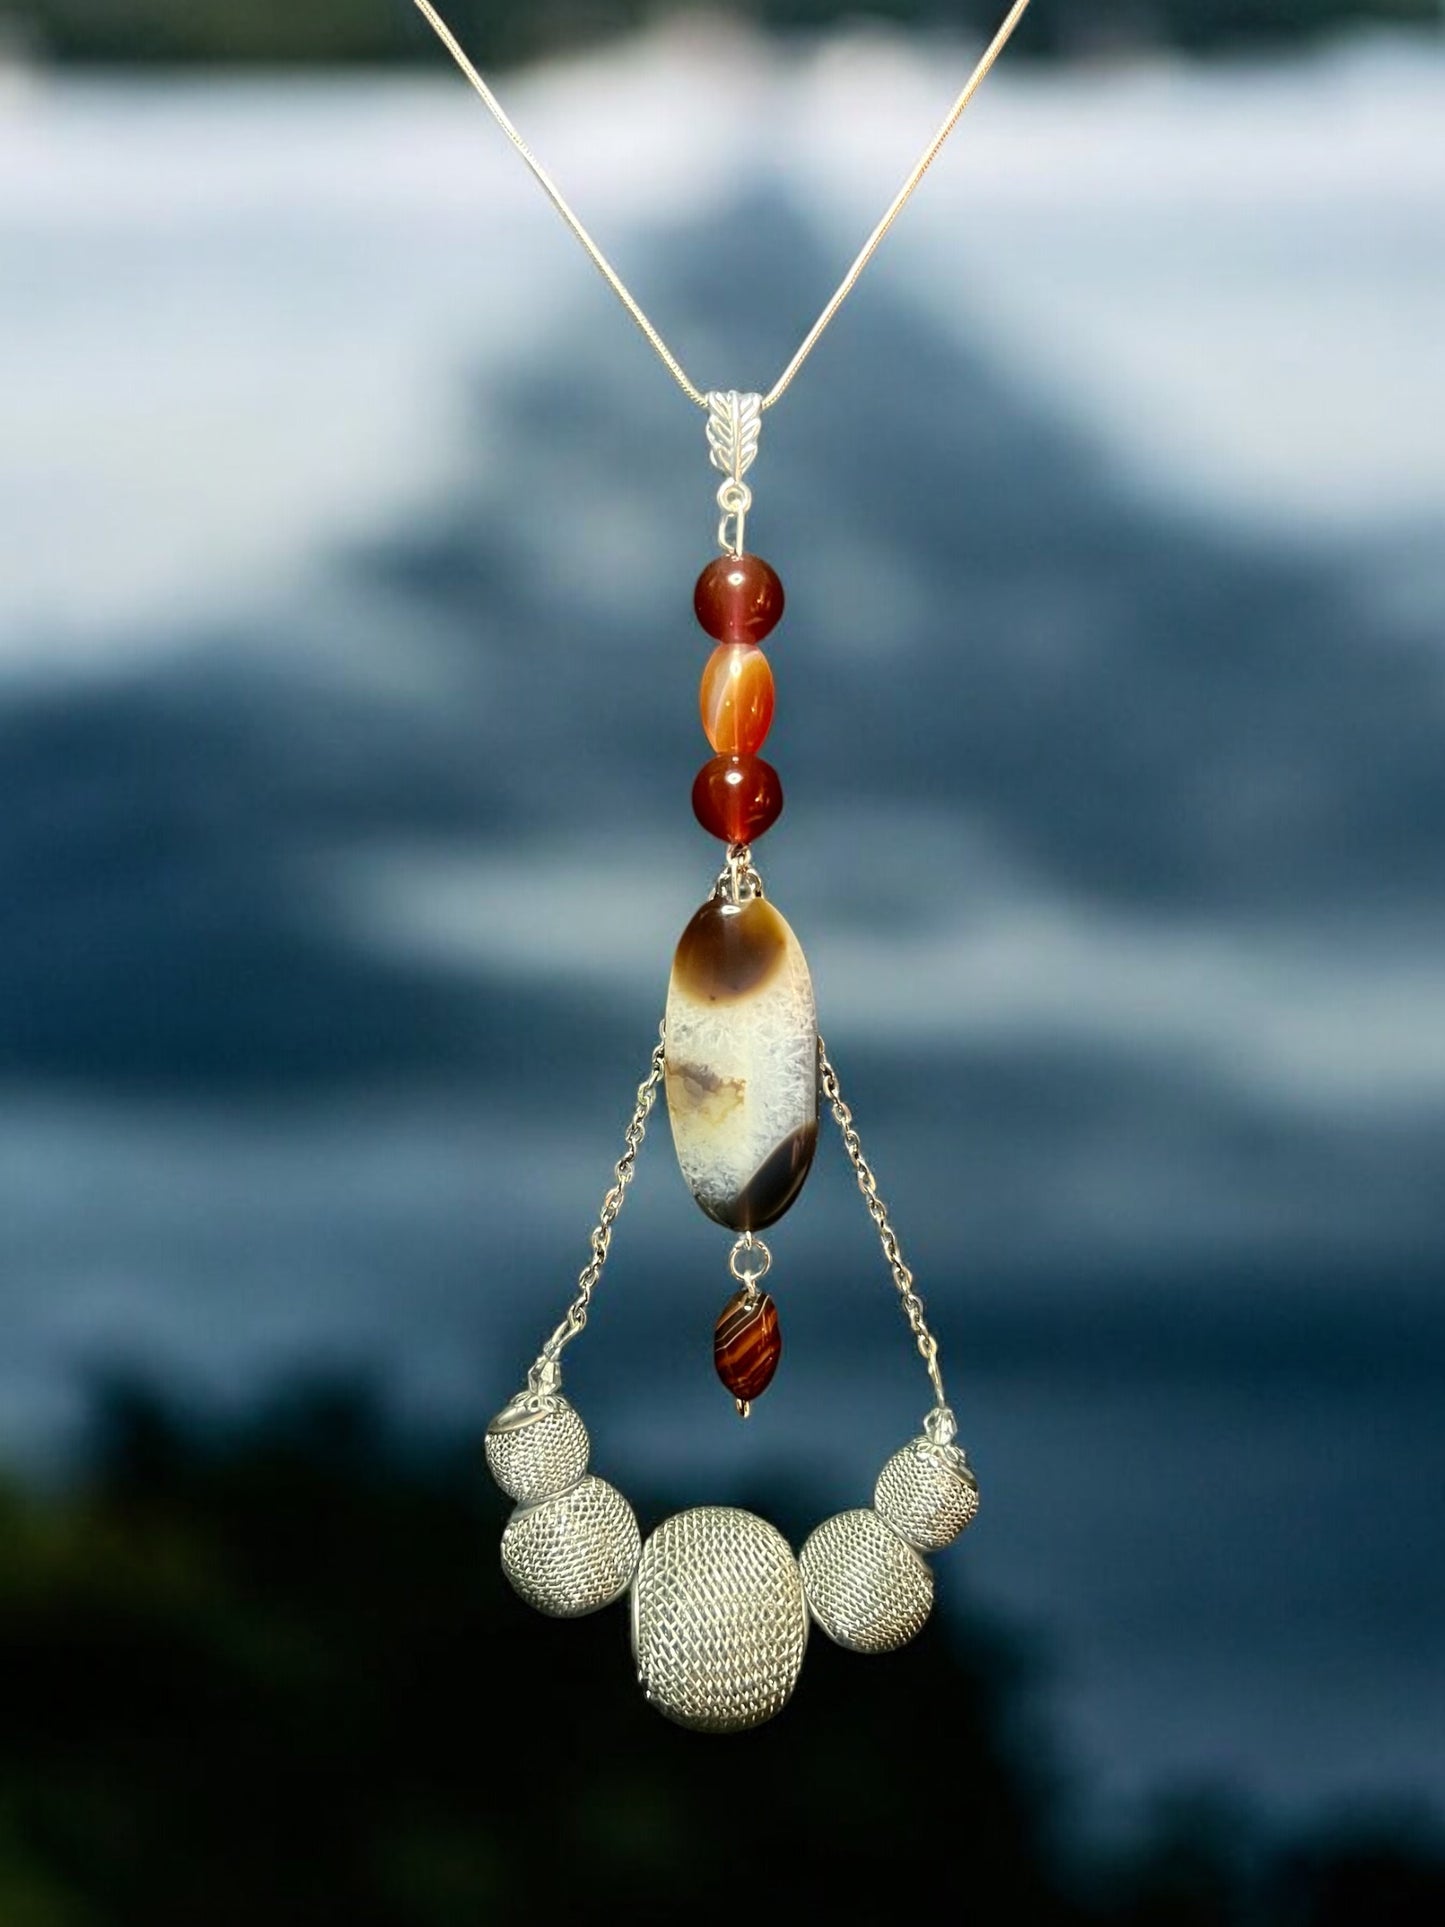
[485,1396,589,1503]
[873,1437,980,1553]
[631,1507,809,1735]
[501,1475,639,1618]
[800,1508,934,1655]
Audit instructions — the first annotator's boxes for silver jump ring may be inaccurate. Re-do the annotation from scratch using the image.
[714,846,765,905]
[924,1404,957,1446]
[729,1234,773,1289]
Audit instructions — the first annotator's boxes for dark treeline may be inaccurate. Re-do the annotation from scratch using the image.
[7,0,1441,66]
[0,1377,1441,1924]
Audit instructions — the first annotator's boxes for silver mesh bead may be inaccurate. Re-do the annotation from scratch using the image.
[800,1508,934,1655]
[501,1475,639,1618]
[485,1395,589,1504]
[873,1437,980,1553]
[631,1506,809,1734]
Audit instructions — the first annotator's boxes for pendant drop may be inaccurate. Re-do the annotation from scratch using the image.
[479,387,981,1736]
[713,1286,781,1413]
[664,890,817,1231]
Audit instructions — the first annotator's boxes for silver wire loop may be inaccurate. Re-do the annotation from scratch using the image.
[728,1233,773,1290]
[818,1034,950,1411]
[716,479,752,557]
[924,1404,958,1447]
[412,0,1035,413]
[715,845,765,904]
[527,1357,563,1400]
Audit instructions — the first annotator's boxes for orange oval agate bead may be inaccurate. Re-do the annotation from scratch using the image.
[699,644,775,756]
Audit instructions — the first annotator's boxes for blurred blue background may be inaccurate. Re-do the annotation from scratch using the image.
[1,1,1443,1918]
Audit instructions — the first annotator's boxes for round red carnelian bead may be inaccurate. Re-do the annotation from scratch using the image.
[694,554,785,645]
[699,644,775,756]
[692,754,784,845]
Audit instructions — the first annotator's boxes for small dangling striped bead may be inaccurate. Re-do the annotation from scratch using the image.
[713,1288,781,1415]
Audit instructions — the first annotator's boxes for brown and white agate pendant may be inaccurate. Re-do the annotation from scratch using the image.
[664,894,817,1235]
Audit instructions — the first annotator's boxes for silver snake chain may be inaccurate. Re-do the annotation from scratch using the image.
[411,0,1035,411]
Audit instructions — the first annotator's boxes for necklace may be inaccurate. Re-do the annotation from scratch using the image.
[417,0,1031,1735]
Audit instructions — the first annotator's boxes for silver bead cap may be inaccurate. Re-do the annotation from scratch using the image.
[873,1436,980,1554]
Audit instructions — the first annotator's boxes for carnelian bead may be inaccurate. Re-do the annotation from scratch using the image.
[714,1288,781,1407]
[699,644,775,756]
[694,554,785,645]
[691,754,784,845]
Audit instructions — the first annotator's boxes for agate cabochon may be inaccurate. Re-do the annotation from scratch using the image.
[664,895,818,1232]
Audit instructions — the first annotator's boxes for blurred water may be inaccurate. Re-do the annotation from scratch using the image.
[0,28,1442,1833]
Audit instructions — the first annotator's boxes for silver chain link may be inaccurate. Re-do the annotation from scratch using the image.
[728,1231,772,1291]
[817,1034,948,1410]
[537,1028,667,1372]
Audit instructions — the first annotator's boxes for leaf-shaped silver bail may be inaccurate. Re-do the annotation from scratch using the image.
[706,390,762,555]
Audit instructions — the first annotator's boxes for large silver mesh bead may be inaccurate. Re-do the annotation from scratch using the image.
[631,1506,809,1734]
[800,1508,934,1655]
[485,1395,589,1504]
[501,1475,639,1618]
[873,1437,980,1553]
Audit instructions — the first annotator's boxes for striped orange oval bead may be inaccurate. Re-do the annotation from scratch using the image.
[714,1288,781,1408]
[699,644,775,756]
